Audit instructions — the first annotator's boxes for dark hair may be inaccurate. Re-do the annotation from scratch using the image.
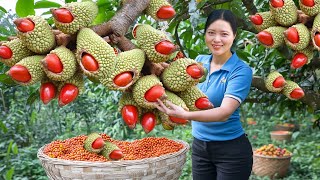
[205,9,237,35]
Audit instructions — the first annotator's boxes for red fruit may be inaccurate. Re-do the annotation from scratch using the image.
[195,97,213,109]
[257,31,274,46]
[169,116,188,124]
[40,82,56,105]
[272,76,286,88]
[141,112,156,134]
[132,24,140,38]
[8,65,31,82]
[290,88,305,99]
[58,83,79,106]
[314,33,320,47]
[156,6,176,19]
[173,51,184,61]
[113,72,133,87]
[121,105,138,129]
[0,46,13,59]
[291,53,308,69]
[270,0,284,8]
[144,85,165,102]
[52,8,74,23]
[301,0,315,7]
[43,54,63,73]
[91,137,105,149]
[285,27,299,44]
[186,64,204,79]
[81,54,99,72]
[14,18,35,33]
[109,149,123,160]
[250,14,263,25]
[155,41,176,55]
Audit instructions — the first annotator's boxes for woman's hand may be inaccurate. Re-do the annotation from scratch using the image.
[155,99,189,119]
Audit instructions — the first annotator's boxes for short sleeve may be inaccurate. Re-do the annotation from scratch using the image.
[224,66,252,103]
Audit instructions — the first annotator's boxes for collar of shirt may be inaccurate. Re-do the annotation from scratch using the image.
[205,52,238,72]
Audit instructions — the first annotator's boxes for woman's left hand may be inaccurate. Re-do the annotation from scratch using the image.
[155,99,188,119]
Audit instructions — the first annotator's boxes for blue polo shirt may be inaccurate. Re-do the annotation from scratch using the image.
[192,52,252,141]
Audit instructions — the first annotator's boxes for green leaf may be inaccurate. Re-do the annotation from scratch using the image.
[34,0,62,9]
[26,91,38,105]
[12,143,18,154]
[0,74,15,85]
[5,167,14,180]
[0,121,8,133]
[65,0,77,3]
[16,0,35,17]
[0,6,7,13]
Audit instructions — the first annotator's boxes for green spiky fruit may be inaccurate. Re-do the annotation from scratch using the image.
[265,71,285,93]
[52,1,98,34]
[0,39,34,67]
[132,75,165,109]
[258,26,286,48]
[251,11,278,31]
[312,13,320,50]
[161,58,201,92]
[282,80,304,100]
[146,0,173,21]
[10,55,45,86]
[135,24,174,63]
[100,49,145,91]
[42,46,77,81]
[84,133,104,153]
[57,71,84,94]
[76,28,116,79]
[118,92,143,123]
[101,142,122,160]
[16,16,56,54]
[284,24,310,51]
[299,0,320,16]
[178,86,210,111]
[269,0,298,27]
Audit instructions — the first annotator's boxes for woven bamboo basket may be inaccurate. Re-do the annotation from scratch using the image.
[253,153,292,179]
[270,130,292,142]
[37,140,190,180]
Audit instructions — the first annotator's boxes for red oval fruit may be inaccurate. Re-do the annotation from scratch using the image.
[91,137,105,149]
[195,97,213,109]
[8,65,31,82]
[270,0,284,7]
[169,116,188,124]
[285,27,299,44]
[52,8,74,23]
[121,105,138,129]
[81,54,99,72]
[301,0,315,7]
[141,112,156,134]
[43,54,63,73]
[257,31,274,46]
[0,46,13,59]
[58,83,79,106]
[144,85,165,102]
[40,82,56,105]
[249,14,263,25]
[113,72,133,87]
[14,18,35,33]
[109,149,123,160]
[186,64,203,79]
[291,53,308,69]
[155,41,176,55]
[314,33,320,47]
[272,76,286,88]
[290,88,305,99]
[156,6,176,19]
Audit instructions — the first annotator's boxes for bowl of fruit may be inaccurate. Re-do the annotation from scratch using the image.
[270,130,292,142]
[253,144,292,178]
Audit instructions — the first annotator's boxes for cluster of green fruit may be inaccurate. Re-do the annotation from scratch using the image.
[249,0,320,100]
[254,144,292,157]
[84,133,123,161]
[0,0,213,133]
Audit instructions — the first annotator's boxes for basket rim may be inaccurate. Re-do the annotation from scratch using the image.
[253,152,292,159]
[37,139,190,167]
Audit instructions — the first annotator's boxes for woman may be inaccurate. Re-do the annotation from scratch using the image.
[155,9,253,180]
